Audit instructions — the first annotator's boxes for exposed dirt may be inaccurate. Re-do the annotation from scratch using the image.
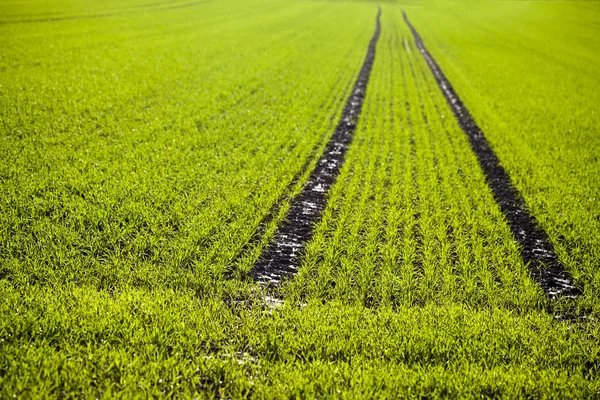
[251,8,382,286]
[228,54,356,276]
[402,11,579,298]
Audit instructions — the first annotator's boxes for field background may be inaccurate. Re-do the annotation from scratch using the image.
[1,0,599,397]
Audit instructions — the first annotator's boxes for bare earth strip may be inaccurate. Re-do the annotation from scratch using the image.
[251,8,382,285]
[402,11,579,298]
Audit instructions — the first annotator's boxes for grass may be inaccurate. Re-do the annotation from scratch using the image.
[2,284,599,397]
[1,0,599,397]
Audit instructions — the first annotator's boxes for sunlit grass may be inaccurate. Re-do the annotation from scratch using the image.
[1,0,599,397]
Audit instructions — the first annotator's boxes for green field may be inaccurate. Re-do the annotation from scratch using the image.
[1,0,599,397]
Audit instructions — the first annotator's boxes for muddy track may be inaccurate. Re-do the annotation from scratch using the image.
[402,11,579,298]
[251,7,382,285]
[226,41,359,275]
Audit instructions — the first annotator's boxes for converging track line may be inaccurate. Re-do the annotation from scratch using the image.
[251,8,382,285]
[402,11,579,298]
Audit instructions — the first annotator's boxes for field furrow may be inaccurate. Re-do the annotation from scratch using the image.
[251,8,382,285]
[404,0,600,315]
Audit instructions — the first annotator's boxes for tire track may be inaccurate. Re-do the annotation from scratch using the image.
[251,7,382,285]
[229,60,355,275]
[226,28,365,275]
[402,11,579,298]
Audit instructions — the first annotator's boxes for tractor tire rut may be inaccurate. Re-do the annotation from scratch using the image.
[402,11,579,298]
[251,7,382,285]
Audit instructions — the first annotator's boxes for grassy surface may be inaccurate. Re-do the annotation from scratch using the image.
[1,0,599,397]
[2,284,599,397]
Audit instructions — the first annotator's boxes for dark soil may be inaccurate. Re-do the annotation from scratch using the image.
[402,11,579,298]
[251,8,382,285]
